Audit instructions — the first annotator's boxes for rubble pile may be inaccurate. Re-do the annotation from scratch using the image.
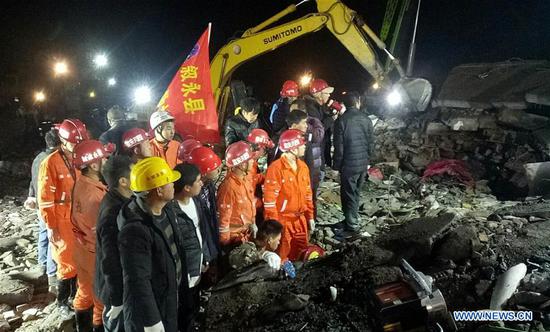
[0,198,73,332]
[370,108,550,199]
[206,168,550,331]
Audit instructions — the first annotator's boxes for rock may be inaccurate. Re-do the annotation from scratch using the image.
[522,271,550,294]
[509,291,550,308]
[435,225,482,262]
[497,109,549,130]
[1,311,15,321]
[21,308,39,322]
[475,280,492,297]
[0,316,9,332]
[0,237,20,253]
[478,231,489,243]
[0,275,34,306]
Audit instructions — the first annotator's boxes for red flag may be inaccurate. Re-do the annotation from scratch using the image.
[157,24,219,143]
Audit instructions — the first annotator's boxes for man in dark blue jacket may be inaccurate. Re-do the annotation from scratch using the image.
[171,163,210,332]
[95,155,133,332]
[333,91,373,238]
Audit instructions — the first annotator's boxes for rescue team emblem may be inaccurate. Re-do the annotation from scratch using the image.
[263,25,303,44]
[283,140,300,150]
[232,151,251,165]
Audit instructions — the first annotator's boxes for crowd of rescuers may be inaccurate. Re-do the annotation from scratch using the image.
[25,78,373,332]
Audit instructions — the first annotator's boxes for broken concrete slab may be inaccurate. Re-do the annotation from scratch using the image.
[0,275,34,306]
[426,122,449,135]
[434,225,482,262]
[524,162,550,197]
[379,212,458,262]
[497,109,550,130]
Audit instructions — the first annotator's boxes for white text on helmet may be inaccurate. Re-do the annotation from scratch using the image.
[232,151,250,165]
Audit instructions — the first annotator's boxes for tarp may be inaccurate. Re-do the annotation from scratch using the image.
[422,159,474,186]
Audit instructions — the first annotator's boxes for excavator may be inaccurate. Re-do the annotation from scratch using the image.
[210,0,433,124]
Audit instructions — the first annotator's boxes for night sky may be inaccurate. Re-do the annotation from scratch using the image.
[1,0,550,106]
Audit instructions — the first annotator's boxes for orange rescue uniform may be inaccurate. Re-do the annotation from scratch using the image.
[248,159,264,210]
[38,150,79,280]
[263,155,314,261]
[71,175,107,326]
[217,171,256,246]
[150,139,180,169]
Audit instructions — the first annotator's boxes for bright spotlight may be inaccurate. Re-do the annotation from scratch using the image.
[94,54,108,68]
[107,77,116,86]
[54,61,69,76]
[372,82,380,90]
[134,86,152,105]
[89,91,96,98]
[34,91,46,102]
[300,73,312,87]
[386,89,403,106]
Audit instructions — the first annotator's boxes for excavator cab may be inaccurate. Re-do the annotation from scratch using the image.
[210,0,433,124]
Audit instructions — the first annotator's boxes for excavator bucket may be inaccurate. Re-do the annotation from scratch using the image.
[395,77,433,112]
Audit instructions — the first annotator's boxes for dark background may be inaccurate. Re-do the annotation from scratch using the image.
[1,0,550,107]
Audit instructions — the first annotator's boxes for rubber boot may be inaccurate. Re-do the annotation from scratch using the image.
[75,308,93,332]
[56,278,73,317]
[69,277,78,298]
[48,275,58,295]
[92,325,104,332]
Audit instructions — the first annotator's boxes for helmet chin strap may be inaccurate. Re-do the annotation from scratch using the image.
[155,126,169,145]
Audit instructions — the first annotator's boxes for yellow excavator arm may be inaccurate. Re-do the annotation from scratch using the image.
[211,0,428,121]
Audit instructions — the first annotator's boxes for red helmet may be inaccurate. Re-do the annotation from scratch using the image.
[278,129,306,152]
[225,141,257,168]
[247,129,274,149]
[178,138,202,162]
[73,140,113,169]
[280,80,299,98]
[309,79,334,94]
[122,128,150,150]
[187,146,222,175]
[56,119,89,144]
[299,245,325,262]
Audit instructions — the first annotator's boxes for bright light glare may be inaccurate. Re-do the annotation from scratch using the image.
[34,91,46,102]
[372,82,380,90]
[54,61,69,76]
[108,77,116,86]
[300,73,312,87]
[134,86,152,105]
[386,90,402,106]
[89,91,96,98]
[94,54,108,68]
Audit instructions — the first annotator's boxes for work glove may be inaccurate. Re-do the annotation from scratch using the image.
[24,197,37,210]
[261,251,281,271]
[308,219,316,232]
[144,321,165,332]
[105,305,123,321]
[248,223,258,239]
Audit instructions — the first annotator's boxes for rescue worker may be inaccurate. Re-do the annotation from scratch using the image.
[246,129,275,225]
[286,110,324,214]
[171,163,208,332]
[217,141,258,249]
[228,219,282,270]
[263,129,315,261]
[149,110,181,169]
[121,127,153,162]
[38,119,89,314]
[270,80,300,134]
[71,140,112,331]
[333,91,373,239]
[25,129,59,291]
[95,155,134,332]
[177,137,202,163]
[224,97,260,146]
[99,106,132,154]
[305,79,343,167]
[186,147,223,266]
[118,157,183,332]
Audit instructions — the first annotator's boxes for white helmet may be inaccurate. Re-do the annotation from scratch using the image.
[150,111,175,130]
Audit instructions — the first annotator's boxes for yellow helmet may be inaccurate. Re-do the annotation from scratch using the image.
[130,157,181,192]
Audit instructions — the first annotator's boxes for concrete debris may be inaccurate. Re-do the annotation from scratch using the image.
[0,275,34,306]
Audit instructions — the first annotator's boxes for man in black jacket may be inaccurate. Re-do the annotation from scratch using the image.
[171,163,210,332]
[333,91,373,238]
[99,106,133,154]
[224,97,260,146]
[117,157,184,332]
[95,155,133,332]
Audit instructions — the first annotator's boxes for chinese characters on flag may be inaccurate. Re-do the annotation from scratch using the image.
[157,24,219,143]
